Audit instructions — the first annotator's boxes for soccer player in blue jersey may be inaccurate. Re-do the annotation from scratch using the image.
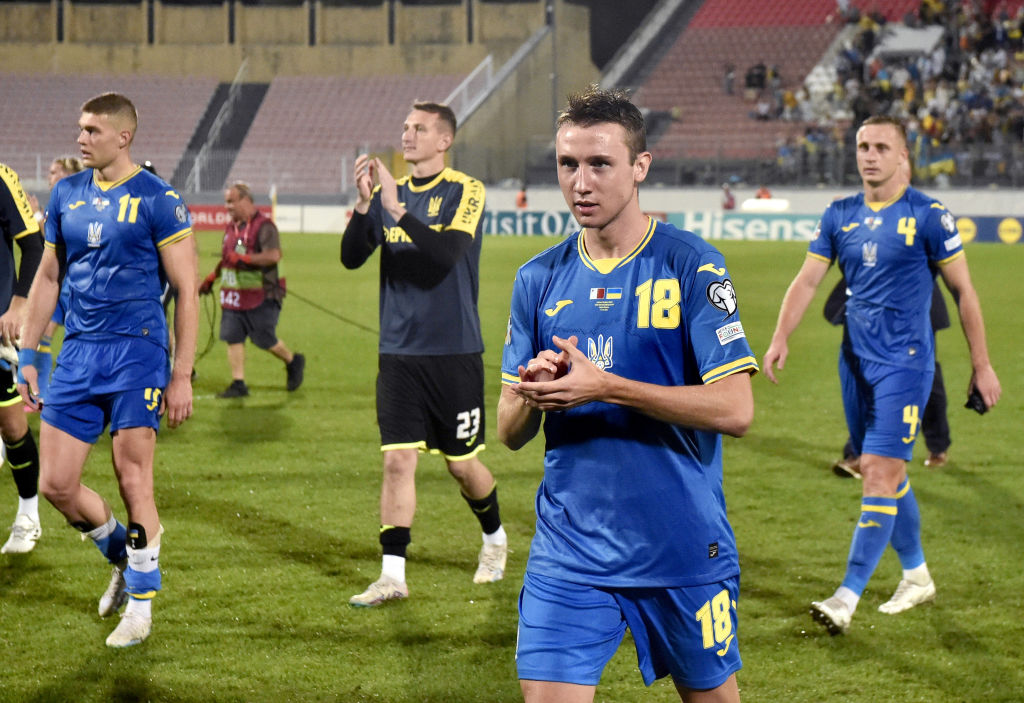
[0,163,46,554]
[341,102,507,606]
[763,115,1001,635]
[17,92,198,647]
[498,86,757,703]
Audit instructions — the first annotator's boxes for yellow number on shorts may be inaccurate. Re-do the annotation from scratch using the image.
[695,588,735,655]
[144,388,162,412]
[901,404,920,444]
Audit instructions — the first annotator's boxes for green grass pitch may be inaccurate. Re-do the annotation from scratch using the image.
[0,231,1020,702]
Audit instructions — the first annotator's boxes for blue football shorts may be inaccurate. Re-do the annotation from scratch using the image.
[516,571,742,690]
[839,347,933,461]
[41,336,169,444]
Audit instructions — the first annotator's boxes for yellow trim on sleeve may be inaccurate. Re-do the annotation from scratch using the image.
[702,356,759,384]
[157,227,193,249]
[807,251,831,263]
[44,240,58,250]
[501,372,521,385]
[935,250,965,266]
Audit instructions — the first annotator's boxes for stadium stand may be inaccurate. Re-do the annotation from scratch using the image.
[0,73,217,184]
[226,73,466,195]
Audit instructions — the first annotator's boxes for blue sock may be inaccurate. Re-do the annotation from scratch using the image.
[841,495,898,595]
[89,518,128,564]
[890,478,925,570]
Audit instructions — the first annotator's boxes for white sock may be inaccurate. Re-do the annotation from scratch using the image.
[904,563,931,585]
[382,554,406,583]
[834,586,860,614]
[125,597,152,618]
[17,495,39,521]
[87,514,117,542]
[482,525,507,546]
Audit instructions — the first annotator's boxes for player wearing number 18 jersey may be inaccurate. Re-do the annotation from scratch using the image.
[499,86,756,702]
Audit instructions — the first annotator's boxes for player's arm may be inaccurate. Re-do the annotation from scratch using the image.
[16,246,61,407]
[160,236,199,428]
[497,384,543,450]
[498,344,571,450]
[0,231,46,342]
[938,255,1001,409]
[762,255,831,383]
[514,335,754,437]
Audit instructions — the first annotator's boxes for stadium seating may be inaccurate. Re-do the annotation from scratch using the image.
[0,73,217,184]
[632,0,921,161]
[226,74,466,195]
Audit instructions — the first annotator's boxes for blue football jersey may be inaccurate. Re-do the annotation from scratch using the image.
[501,219,758,588]
[45,167,192,348]
[808,186,963,371]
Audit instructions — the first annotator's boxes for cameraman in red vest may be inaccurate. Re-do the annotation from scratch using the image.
[199,182,304,397]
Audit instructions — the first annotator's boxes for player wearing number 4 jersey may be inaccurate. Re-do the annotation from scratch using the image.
[17,92,198,648]
[763,115,1001,636]
[499,86,756,703]
[341,101,507,607]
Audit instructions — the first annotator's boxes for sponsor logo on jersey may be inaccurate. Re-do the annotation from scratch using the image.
[544,300,573,317]
[68,201,86,210]
[841,222,860,232]
[864,216,883,230]
[857,519,882,528]
[706,279,737,318]
[504,315,512,345]
[697,263,725,276]
[941,210,956,232]
[715,321,746,346]
[174,204,188,223]
[92,196,111,212]
[861,241,877,267]
[427,196,443,218]
[165,190,180,200]
[944,233,962,251]
[811,219,821,240]
[87,222,103,247]
[586,334,613,371]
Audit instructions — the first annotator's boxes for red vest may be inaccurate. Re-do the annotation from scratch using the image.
[218,211,270,311]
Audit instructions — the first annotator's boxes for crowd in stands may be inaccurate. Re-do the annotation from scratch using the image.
[739,1,1024,185]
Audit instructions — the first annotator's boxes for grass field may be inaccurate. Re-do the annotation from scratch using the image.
[0,231,1021,703]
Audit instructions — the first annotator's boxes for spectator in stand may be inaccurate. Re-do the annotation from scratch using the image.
[721,183,735,210]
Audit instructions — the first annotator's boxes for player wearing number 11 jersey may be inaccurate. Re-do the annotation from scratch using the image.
[498,86,756,702]
[17,92,198,648]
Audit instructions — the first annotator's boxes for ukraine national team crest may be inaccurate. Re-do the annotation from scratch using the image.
[864,216,883,230]
[87,221,103,248]
[92,196,111,212]
[587,334,613,370]
[861,241,878,267]
[427,196,443,218]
